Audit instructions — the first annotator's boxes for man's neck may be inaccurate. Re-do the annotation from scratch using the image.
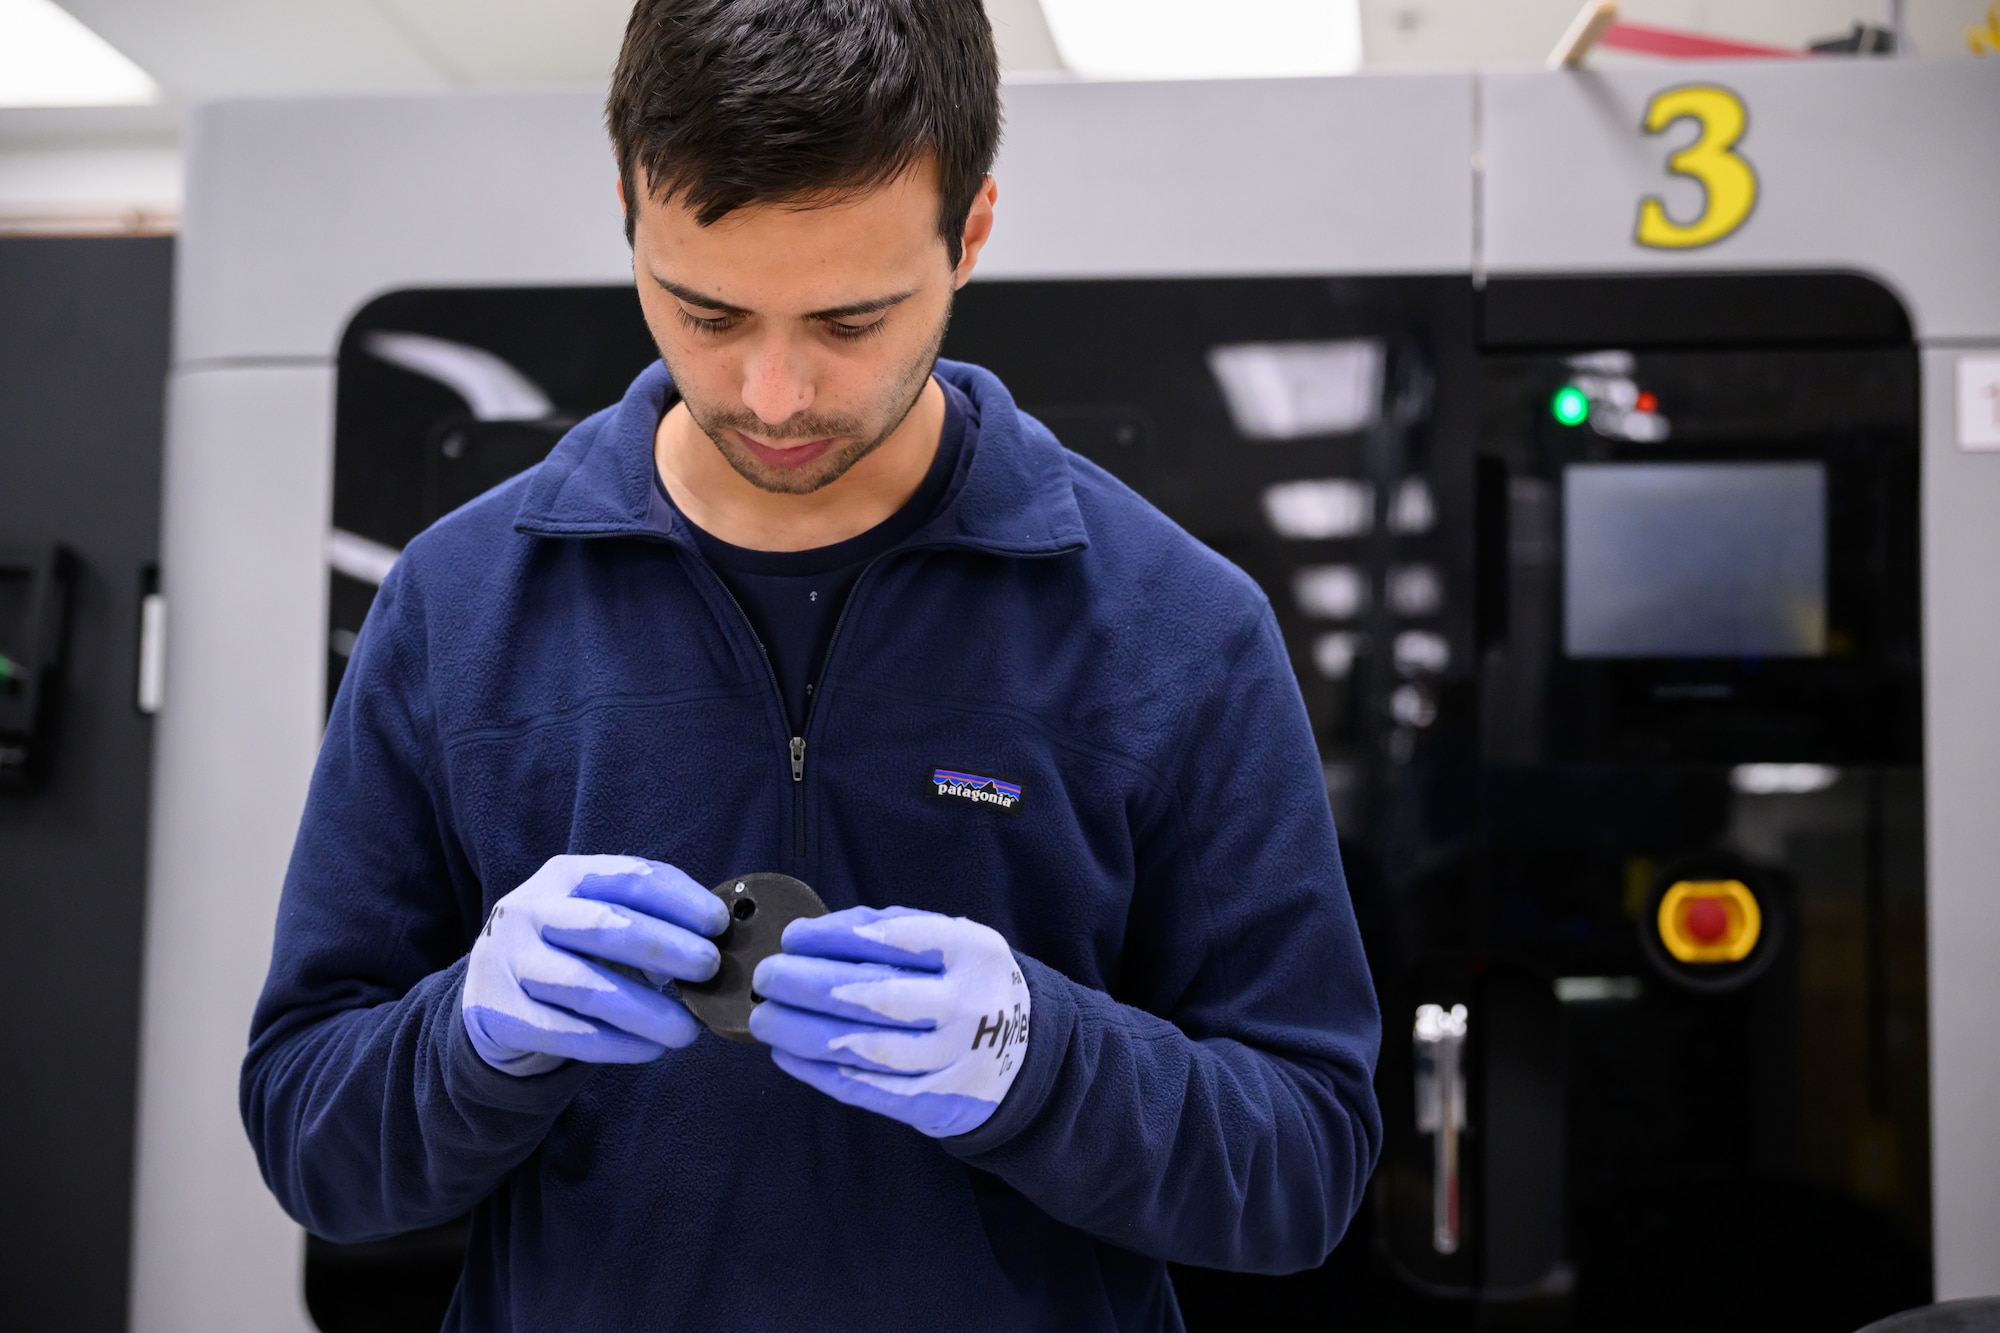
[655,378,946,552]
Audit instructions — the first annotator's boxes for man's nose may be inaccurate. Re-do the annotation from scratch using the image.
[740,336,814,428]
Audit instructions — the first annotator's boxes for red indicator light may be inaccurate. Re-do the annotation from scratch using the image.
[1635,390,1659,414]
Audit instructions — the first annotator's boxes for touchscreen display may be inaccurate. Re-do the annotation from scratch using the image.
[1564,462,1827,659]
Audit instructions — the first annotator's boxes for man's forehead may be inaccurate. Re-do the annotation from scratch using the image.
[637,172,946,315]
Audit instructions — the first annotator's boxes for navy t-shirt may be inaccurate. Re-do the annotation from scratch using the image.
[670,378,971,732]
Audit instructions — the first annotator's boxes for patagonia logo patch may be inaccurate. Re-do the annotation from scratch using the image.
[928,768,1023,816]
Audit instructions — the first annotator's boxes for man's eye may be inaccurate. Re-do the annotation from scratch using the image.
[675,306,737,334]
[826,317,886,342]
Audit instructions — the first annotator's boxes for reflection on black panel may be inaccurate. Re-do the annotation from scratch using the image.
[1564,462,1827,659]
[326,288,658,714]
[944,276,1480,862]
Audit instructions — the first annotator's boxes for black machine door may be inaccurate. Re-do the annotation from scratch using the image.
[1454,273,1930,1332]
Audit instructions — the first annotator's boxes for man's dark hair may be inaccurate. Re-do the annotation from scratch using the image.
[607,0,1002,268]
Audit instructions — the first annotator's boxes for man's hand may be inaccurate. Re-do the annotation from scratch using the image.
[749,906,1030,1138]
[462,855,729,1076]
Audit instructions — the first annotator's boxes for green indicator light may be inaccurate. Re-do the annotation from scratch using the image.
[1551,385,1589,426]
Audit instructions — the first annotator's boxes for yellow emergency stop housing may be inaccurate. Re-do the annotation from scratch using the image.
[1656,879,1762,963]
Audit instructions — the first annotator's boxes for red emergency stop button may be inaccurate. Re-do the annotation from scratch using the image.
[1657,880,1761,964]
[1683,896,1730,945]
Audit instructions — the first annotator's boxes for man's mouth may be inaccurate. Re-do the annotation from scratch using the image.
[734,431,840,471]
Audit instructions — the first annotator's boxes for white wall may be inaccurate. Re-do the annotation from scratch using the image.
[0,141,178,232]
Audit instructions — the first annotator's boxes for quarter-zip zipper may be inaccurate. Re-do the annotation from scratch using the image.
[788,734,807,856]
[702,553,887,864]
[786,555,888,857]
[684,533,1014,867]
[702,574,809,862]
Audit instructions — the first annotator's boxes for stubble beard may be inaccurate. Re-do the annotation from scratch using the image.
[675,303,951,497]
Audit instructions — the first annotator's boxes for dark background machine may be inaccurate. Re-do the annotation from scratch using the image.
[132,62,2000,1332]
[0,235,171,1331]
[955,270,1932,1331]
[310,266,1929,1331]
[962,271,1929,1332]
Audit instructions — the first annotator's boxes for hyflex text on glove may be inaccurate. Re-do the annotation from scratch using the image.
[748,905,1030,1138]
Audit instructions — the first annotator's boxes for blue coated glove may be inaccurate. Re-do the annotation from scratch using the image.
[748,906,1031,1138]
[462,854,729,1077]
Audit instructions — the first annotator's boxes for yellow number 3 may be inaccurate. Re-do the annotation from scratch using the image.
[1635,86,1758,250]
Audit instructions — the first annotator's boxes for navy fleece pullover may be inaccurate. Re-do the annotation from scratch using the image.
[241,359,1382,1331]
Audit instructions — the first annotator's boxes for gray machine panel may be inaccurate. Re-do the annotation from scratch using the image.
[135,365,334,1333]
[1482,59,2000,342]
[979,72,1475,278]
[176,91,631,365]
[175,73,1478,365]
[1920,342,2000,1302]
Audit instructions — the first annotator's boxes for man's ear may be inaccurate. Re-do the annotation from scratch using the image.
[953,176,999,290]
[616,176,627,212]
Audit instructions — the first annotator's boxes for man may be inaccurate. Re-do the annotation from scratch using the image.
[241,1,1382,1327]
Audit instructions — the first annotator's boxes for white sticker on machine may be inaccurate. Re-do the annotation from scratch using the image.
[1958,354,2000,451]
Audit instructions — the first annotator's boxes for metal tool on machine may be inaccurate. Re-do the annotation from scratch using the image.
[1413,1002,1469,1256]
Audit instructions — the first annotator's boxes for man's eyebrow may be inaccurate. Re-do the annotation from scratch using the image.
[805,290,917,321]
[651,274,749,316]
[651,272,916,322]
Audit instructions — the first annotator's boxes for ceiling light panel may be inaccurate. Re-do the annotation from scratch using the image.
[0,0,156,107]
[1209,338,1384,440]
[1041,0,1363,79]
[371,0,636,85]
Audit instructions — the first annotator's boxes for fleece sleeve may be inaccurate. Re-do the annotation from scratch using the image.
[943,601,1383,1274]
[239,560,592,1244]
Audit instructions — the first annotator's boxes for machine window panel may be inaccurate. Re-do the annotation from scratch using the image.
[1563,461,1827,659]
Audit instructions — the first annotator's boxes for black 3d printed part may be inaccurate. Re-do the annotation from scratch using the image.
[680,872,827,1043]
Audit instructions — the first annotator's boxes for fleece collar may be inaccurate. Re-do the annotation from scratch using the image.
[513,358,1087,559]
